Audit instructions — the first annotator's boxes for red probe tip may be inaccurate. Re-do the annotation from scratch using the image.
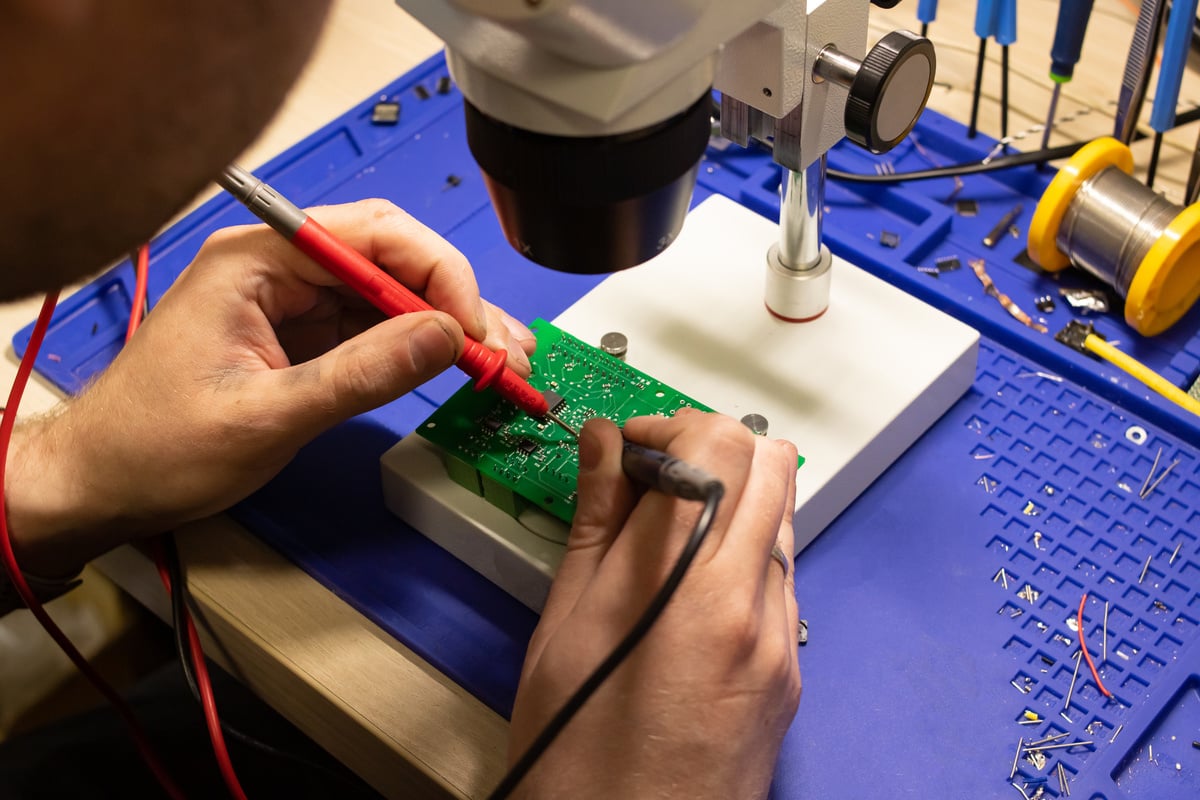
[499,370,549,416]
[461,340,547,417]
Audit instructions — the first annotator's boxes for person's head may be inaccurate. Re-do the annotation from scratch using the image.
[0,0,332,300]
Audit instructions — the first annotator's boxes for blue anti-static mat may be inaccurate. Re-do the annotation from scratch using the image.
[17,53,1200,798]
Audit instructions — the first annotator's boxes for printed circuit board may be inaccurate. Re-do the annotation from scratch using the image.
[417,318,716,523]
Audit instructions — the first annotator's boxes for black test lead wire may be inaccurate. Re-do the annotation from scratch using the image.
[486,441,724,800]
[160,536,374,794]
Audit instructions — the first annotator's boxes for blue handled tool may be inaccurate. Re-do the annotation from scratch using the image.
[1146,0,1199,187]
[918,0,937,37]
[1040,0,1096,152]
[968,0,1018,139]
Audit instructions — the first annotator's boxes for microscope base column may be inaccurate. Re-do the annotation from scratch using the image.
[765,244,833,322]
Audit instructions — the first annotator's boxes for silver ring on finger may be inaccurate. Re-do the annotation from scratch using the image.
[769,543,791,578]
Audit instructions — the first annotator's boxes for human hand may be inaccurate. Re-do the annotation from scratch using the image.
[508,410,800,799]
[6,199,534,577]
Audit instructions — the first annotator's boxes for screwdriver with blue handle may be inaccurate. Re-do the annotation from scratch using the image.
[1146,0,1199,187]
[968,0,1017,140]
[917,0,937,37]
[1040,0,1096,153]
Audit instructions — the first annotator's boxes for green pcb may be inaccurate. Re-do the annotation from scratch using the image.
[417,318,715,524]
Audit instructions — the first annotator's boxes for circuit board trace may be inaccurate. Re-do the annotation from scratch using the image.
[418,319,714,523]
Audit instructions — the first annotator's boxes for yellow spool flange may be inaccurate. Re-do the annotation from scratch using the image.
[1028,136,1200,336]
[1125,203,1200,335]
[1027,137,1133,273]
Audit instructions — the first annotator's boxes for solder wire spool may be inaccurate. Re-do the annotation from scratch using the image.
[1027,136,1200,335]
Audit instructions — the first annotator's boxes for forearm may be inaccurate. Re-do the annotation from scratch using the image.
[4,408,136,580]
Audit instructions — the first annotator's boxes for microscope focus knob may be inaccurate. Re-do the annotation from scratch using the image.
[816,31,936,155]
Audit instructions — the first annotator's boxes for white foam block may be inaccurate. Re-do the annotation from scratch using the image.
[382,194,978,610]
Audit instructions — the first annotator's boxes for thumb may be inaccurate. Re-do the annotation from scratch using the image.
[278,310,462,434]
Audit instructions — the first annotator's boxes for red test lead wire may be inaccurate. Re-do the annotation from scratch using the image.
[125,246,250,800]
[216,164,549,418]
[0,292,188,800]
[125,244,150,344]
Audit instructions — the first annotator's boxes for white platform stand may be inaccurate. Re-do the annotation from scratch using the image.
[382,195,979,611]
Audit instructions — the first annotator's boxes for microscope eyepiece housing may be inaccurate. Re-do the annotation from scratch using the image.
[463,93,712,274]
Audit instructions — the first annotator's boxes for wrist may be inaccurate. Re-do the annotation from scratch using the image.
[4,409,127,577]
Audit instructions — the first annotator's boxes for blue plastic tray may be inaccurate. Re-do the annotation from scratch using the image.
[17,53,1199,798]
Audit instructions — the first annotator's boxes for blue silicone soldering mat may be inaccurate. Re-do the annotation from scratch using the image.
[16,53,1200,797]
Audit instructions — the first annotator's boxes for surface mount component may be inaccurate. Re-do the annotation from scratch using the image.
[416,319,742,525]
[370,99,401,125]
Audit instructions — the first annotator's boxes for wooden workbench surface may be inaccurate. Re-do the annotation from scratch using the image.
[2,2,1194,797]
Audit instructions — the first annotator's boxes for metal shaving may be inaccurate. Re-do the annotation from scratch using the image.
[970,259,1049,333]
[1058,287,1110,314]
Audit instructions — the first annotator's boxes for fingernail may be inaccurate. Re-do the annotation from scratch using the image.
[511,346,531,375]
[502,312,536,348]
[409,319,457,374]
[577,423,601,471]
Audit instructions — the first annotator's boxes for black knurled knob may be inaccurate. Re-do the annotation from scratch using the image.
[844,30,936,154]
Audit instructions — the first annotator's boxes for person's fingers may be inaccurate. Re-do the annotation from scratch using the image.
[757,439,799,653]
[263,310,463,437]
[499,308,538,358]
[481,301,533,377]
[526,419,636,669]
[780,460,800,654]
[308,200,487,341]
[200,199,489,342]
[722,437,797,590]
[619,410,756,555]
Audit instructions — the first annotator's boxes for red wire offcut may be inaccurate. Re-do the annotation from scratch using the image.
[0,292,187,800]
[1078,592,1113,699]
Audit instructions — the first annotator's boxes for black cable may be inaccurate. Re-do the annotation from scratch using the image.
[827,141,1088,183]
[486,483,725,800]
[968,37,987,138]
[160,535,368,792]
[1000,44,1010,141]
[1186,124,1200,203]
[1147,131,1163,188]
[822,102,1200,184]
[130,243,361,794]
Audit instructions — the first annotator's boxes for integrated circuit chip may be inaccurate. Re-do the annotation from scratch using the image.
[543,389,565,413]
[418,319,804,524]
